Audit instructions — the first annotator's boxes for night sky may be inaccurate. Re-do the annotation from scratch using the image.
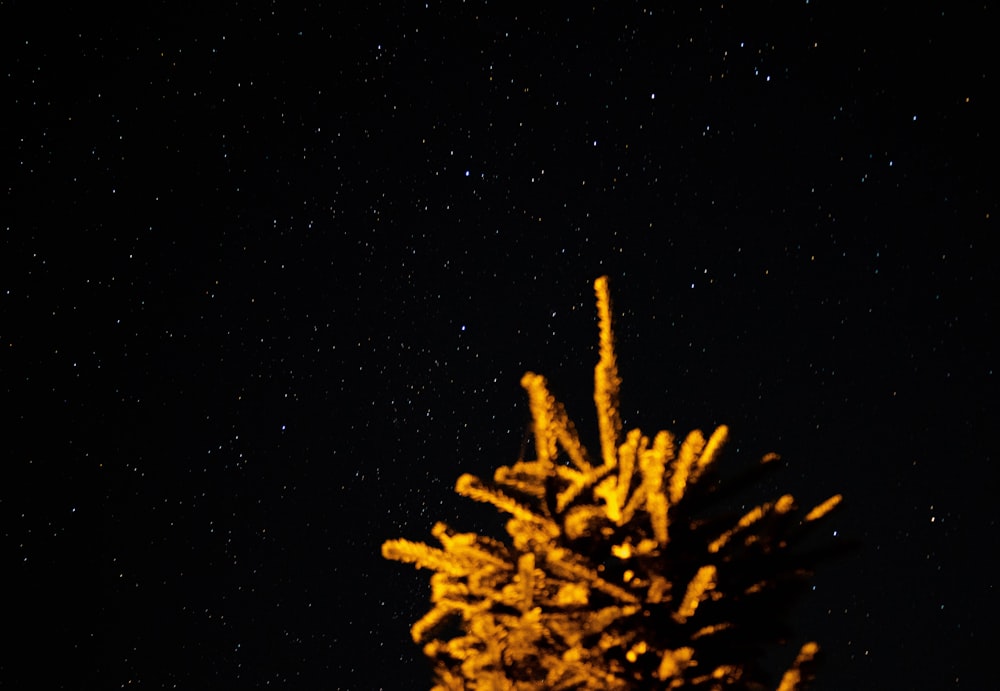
[4,3,995,689]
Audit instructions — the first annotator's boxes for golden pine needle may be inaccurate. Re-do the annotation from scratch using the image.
[594,276,623,468]
[805,494,843,522]
[674,565,719,622]
[777,641,820,691]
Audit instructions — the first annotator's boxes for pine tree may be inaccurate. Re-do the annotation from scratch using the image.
[383,277,841,690]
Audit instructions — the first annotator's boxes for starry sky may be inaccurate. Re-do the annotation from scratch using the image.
[4,3,995,689]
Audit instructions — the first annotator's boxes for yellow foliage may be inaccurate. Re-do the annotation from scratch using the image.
[382,277,840,690]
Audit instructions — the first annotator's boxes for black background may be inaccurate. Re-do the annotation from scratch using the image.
[3,3,995,689]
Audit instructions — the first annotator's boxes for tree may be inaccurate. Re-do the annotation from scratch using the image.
[383,277,841,690]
